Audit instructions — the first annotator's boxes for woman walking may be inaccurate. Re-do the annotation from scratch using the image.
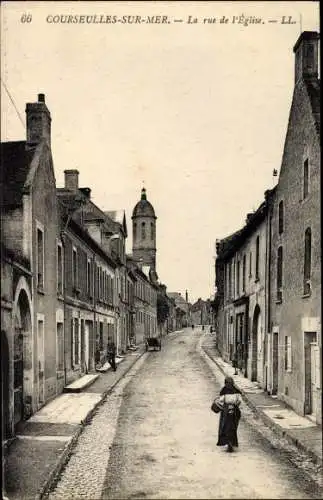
[216,376,242,452]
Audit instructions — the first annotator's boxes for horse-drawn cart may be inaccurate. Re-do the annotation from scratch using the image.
[145,336,161,351]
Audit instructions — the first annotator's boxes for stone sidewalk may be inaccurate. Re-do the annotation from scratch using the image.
[3,347,146,500]
[201,334,322,466]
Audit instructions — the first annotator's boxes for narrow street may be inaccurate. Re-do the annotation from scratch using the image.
[48,328,319,500]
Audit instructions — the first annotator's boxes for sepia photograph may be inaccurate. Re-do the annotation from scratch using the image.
[1,1,321,498]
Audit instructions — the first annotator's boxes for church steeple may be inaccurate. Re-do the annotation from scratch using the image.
[132,187,157,270]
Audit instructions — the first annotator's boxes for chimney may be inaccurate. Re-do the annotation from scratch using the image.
[185,290,188,302]
[293,31,320,84]
[64,170,79,191]
[246,213,253,224]
[26,93,51,146]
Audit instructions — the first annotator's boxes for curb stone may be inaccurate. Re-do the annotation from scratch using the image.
[201,343,322,467]
[38,349,147,499]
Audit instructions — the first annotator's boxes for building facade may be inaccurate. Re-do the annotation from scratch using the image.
[214,31,321,424]
[215,200,270,387]
[267,32,321,423]
[1,94,61,434]
[191,298,213,326]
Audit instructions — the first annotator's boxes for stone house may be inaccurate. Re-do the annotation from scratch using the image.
[191,298,213,326]
[267,32,321,423]
[168,292,191,328]
[130,263,158,344]
[125,257,136,347]
[1,94,61,434]
[105,210,128,354]
[57,171,120,374]
[215,197,271,388]
[214,31,321,423]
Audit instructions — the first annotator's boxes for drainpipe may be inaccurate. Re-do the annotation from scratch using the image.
[244,299,249,378]
[264,196,273,393]
[60,232,67,387]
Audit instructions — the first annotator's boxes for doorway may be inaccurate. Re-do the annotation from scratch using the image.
[272,331,279,395]
[84,321,90,373]
[251,305,261,382]
[304,331,318,416]
[1,331,10,438]
[14,289,32,426]
[37,319,45,405]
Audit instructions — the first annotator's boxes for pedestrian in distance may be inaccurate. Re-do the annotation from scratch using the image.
[192,324,194,330]
[211,376,242,453]
[107,340,117,372]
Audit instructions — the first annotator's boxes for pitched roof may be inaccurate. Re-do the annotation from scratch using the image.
[0,141,35,208]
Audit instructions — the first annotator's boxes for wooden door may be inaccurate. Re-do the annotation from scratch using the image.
[14,328,24,426]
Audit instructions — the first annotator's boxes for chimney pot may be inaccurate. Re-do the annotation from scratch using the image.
[79,187,91,199]
[246,213,253,224]
[64,169,79,191]
[38,93,45,103]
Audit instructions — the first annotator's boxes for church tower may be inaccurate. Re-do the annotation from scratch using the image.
[132,188,157,269]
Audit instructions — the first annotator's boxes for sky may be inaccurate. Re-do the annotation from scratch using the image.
[1,1,319,303]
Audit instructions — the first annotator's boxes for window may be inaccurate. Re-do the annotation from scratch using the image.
[57,242,63,295]
[141,222,146,239]
[249,252,252,278]
[151,222,154,240]
[72,317,80,366]
[303,159,309,199]
[37,226,44,289]
[242,255,246,292]
[255,236,260,281]
[236,261,240,296]
[56,322,64,371]
[303,228,312,295]
[227,263,231,298]
[276,246,283,302]
[98,267,102,299]
[284,336,292,371]
[87,258,92,297]
[133,222,137,239]
[278,201,284,234]
[72,247,78,289]
[109,276,113,304]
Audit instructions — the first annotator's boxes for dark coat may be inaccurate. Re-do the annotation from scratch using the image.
[217,386,241,447]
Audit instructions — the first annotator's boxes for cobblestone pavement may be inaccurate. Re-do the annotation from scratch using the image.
[47,329,321,499]
[46,353,148,499]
